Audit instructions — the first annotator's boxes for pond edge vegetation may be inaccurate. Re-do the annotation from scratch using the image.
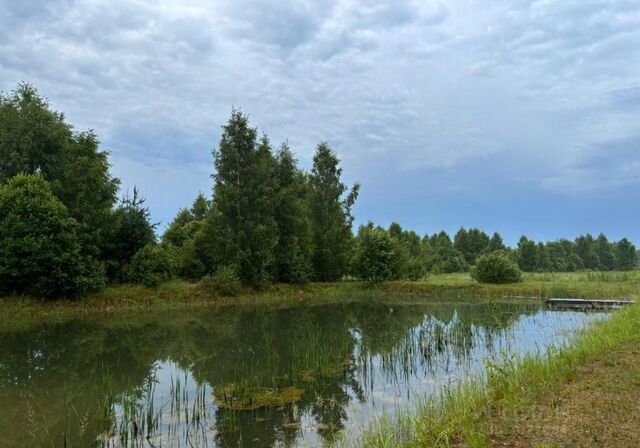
[347,301,640,448]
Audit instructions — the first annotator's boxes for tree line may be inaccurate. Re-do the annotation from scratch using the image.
[351,224,637,282]
[0,84,636,297]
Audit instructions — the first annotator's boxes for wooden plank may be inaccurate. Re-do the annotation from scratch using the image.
[546,298,635,310]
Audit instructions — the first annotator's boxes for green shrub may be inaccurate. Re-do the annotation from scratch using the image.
[471,250,522,284]
[354,223,394,282]
[404,258,427,281]
[126,244,174,287]
[0,174,89,298]
[200,266,242,296]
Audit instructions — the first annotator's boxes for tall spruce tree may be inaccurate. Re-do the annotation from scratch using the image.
[488,232,506,252]
[309,142,359,281]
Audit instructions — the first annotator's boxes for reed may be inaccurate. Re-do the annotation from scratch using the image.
[351,302,640,447]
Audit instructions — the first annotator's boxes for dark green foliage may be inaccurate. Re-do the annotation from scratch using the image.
[517,236,538,272]
[595,233,616,271]
[49,131,120,259]
[163,193,209,246]
[199,112,279,288]
[566,253,584,272]
[454,228,490,265]
[0,175,89,298]
[104,187,157,281]
[0,84,71,183]
[535,242,552,272]
[488,232,506,252]
[575,234,600,270]
[273,143,313,283]
[546,241,569,272]
[386,223,427,280]
[162,208,197,247]
[190,193,210,221]
[309,143,359,281]
[615,238,637,271]
[0,84,119,261]
[200,266,242,296]
[354,223,393,282]
[161,194,210,280]
[510,234,636,273]
[471,251,522,284]
[126,244,174,287]
[429,231,468,273]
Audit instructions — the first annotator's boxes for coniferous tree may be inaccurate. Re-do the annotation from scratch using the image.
[105,187,156,281]
[454,228,490,265]
[431,231,467,273]
[190,192,210,221]
[309,142,359,281]
[488,232,506,252]
[467,228,490,264]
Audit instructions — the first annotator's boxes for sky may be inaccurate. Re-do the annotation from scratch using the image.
[1,0,639,245]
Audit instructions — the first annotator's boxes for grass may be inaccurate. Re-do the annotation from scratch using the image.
[349,299,640,447]
[1,271,637,332]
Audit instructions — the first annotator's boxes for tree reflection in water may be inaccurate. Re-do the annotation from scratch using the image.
[0,300,598,447]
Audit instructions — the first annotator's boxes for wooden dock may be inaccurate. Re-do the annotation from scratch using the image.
[546,298,635,310]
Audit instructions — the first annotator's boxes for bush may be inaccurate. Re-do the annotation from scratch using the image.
[200,266,242,296]
[126,244,174,287]
[354,224,394,282]
[404,258,427,281]
[0,174,88,298]
[471,251,522,284]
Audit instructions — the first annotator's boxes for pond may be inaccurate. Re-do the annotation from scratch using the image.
[0,300,605,447]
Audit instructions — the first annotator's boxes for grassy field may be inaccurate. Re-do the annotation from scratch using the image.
[1,271,638,331]
[351,296,640,447]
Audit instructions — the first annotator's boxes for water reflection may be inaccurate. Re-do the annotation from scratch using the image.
[0,301,603,447]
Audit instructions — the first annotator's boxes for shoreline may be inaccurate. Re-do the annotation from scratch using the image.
[352,296,639,447]
[1,271,637,331]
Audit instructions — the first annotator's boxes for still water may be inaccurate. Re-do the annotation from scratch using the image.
[0,300,604,447]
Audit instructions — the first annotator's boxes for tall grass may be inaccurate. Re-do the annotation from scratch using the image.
[350,302,640,447]
[4,272,639,333]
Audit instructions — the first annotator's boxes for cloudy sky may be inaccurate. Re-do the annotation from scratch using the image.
[1,0,639,244]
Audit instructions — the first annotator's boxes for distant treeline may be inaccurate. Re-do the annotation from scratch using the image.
[0,84,637,298]
[350,223,637,282]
